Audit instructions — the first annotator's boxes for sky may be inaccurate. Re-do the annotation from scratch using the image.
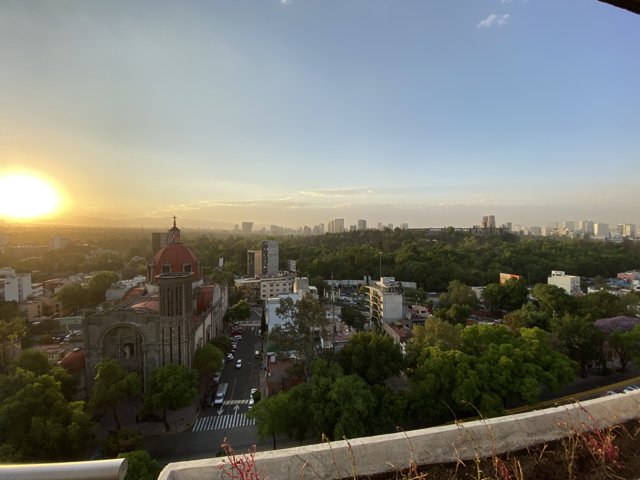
[0,0,639,230]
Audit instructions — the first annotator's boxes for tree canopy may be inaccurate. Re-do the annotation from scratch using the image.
[90,358,141,430]
[407,324,576,424]
[0,368,92,461]
[145,363,197,431]
[337,332,404,385]
[269,295,330,379]
[192,344,224,379]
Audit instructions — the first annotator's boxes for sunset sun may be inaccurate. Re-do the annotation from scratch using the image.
[0,173,65,220]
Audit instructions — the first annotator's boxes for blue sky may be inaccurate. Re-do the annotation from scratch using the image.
[0,0,638,229]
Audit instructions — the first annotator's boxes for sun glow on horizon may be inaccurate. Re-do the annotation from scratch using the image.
[0,172,66,220]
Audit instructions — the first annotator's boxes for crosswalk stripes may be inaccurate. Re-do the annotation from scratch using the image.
[192,413,256,432]
[224,399,249,405]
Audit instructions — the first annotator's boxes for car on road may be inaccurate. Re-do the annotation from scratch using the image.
[226,353,234,362]
[213,383,228,407]
[233,334,242,342]
[248,388,258,409]
[623,385,640,393]
[235,359,242,369]
[213,371,221,383]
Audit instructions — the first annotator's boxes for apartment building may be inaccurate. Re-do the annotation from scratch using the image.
[0,267,32,302]
[547,270,581,296]
[261,240,279,276]
[367,276,404,326]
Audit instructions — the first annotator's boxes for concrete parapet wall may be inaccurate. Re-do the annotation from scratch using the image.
[159,391,640,480]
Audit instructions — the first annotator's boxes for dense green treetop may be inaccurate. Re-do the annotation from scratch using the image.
[0,314,27,373]
[90,358,141,430]
[248,390,291,450]
[147,363,197,412]
[87,271,120,304]
[607,326,640,372]
[337,332,404,385]
[224,299,251,324]
[0,368,92,461]
[118,450,162,480]
[551,313,606,378]
[12,349,76,400]
[269,295,331,379]
[483,278,529,312]
[407,324,576,424]
[192,344,224,379]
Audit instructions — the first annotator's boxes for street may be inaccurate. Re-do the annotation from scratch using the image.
[144,319,264,463]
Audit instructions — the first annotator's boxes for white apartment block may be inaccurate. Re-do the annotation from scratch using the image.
[234,273,294,301]
[547,270,581,296]
[357,219,367,231]
[0,267,33,302]
[367,277,404,325]
[260,274,293,300]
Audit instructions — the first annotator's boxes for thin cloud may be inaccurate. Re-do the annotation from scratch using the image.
[280,0,292,5]
[146,198,312,216]
[476,14,510,28]
[299,188,373,198]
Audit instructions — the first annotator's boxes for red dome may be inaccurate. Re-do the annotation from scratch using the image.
[60,347,86,374]
[148,219,201,282]
[150,243,201,281]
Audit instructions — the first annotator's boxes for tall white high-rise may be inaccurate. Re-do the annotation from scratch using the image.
[594,223,609,238]
[261,240,279,276]
[624,224,637,238]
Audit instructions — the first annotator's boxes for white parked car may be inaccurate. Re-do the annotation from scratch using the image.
[235,359,242,369]
[623,385,640,393]
[248,388,258,409]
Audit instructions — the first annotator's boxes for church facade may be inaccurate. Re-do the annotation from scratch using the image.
[82,220,227,387]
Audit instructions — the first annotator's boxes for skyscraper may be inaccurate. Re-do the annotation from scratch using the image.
[247,250,262,277]
[261,240,279,276]
[482,215,496,229]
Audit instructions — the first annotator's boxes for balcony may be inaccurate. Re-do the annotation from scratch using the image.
[158,392,640,479]
[5,392,639,479]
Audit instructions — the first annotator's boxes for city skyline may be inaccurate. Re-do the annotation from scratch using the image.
[0,1,639,229]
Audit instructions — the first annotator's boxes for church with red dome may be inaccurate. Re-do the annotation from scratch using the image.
[82,219,227,388]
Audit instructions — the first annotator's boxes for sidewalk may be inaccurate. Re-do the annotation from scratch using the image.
[93,397,201,441]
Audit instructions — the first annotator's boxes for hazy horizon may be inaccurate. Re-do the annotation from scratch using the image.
[1,1,638,230]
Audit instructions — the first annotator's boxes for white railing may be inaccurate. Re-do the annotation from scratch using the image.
[159,392,640,480]
[0,458,127,480]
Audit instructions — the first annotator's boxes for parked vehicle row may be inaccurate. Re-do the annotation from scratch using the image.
[601,384,640,397]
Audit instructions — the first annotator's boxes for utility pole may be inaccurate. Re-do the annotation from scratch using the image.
[331,273,336,352]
